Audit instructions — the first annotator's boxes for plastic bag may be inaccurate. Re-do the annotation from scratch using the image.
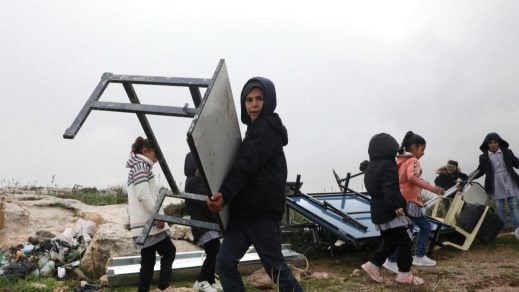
[75,218,97,242]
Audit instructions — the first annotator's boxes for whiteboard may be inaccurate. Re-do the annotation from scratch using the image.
[187,60,241,231]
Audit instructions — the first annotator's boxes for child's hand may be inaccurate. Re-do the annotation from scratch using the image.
[155,220,165,229]
[432,186,445,195]
[208,192,224,212]
[395,208,405,216]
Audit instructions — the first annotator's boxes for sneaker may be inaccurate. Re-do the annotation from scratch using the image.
[412,255,437,266]
[382,259,398,273]
[361,261,383,283]
[396,272,424,285]
[211,279,223,291]
[193,281,217,292]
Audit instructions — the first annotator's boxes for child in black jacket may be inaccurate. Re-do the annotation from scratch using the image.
[184,152,222,292]
[475,132,519,230]
[361,133,424,285]
[207,77,302,292]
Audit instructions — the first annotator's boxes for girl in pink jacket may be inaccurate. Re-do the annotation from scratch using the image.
[384,131,444,272]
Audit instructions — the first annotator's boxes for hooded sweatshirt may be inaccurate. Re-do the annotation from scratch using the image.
[184,152,218,242]
[364,133,407,224]
[475,132,519,196]
[126,154,169,238]
[219,77,289,220]
[396,153,437,206]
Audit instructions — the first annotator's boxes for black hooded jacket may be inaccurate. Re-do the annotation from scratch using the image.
[184,152,218,242]
[219,77,288,220]
[475,132,519,195]
[364,133,407,224]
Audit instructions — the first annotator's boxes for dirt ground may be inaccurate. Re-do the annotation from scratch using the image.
[281,232,519,292]
[1,191,518,291]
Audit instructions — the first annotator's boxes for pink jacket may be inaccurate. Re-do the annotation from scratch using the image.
[396,153,436,206]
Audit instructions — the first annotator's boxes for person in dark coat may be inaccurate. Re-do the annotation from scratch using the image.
[207,77,302,292]
[474,132,519,229]
[434,160,468,190]
[184,152,221,292]
[361,133,424,285]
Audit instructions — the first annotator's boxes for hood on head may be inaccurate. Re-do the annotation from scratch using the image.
[240,77,276,125]
[436,166,448,175]
[368,133,399,160]
[184,152,198,177]
[480,132,509,152]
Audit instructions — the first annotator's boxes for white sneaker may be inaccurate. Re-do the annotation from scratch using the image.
[412,255,436,266]
[382,259,398,273]
[211,279,223,291]
[193,280,217,292]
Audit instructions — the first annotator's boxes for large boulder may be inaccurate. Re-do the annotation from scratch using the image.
[80,223,137,277]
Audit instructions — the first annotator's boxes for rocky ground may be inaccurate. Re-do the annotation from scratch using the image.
[0,189,518,291]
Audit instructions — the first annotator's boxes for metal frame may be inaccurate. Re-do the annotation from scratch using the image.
[63,60,227,245]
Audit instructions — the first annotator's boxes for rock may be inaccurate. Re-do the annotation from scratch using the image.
[78,211,104,225]
[80,223,137,277]
[350,268,361,277]
[310,271,328,279]
[246,268,274,289]
[99,274,108,285]
[72,268,89,281]
[170,224,192,241]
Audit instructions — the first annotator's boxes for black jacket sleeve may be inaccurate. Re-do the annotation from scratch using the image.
[219,119,283,203]
[381,161,403,213]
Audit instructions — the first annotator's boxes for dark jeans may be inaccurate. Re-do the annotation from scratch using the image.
[370,227,412,273]
[216,218,303,292]
[198,238,220,284]
[138,237,176,292]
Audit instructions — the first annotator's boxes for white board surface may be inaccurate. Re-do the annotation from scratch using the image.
[187,60,241,230]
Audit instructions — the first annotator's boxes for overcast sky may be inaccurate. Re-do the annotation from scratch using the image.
[1,0,519,193]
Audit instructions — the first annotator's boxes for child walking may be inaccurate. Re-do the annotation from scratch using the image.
[384,131,444,271]
[475,132,519,230]
[361,133,424,285]
[207,77,303,292]
[184,152,222,292]
[126,136,175,292]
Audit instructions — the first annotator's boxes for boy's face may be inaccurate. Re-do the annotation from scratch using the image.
[245,88,264,122]
[488,140,500,152]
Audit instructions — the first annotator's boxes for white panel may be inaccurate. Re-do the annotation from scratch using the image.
[463,182,489,205]
[187,60,241,230]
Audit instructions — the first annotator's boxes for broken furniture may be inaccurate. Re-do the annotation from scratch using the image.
[106,246,306,286]
[429,173,503,251]
[63,60,240,244]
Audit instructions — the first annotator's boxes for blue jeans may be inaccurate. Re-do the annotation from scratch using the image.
[409,215,432,257]
[216,218,303,292]
[389,215,432,261]
[494,196,519,228]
